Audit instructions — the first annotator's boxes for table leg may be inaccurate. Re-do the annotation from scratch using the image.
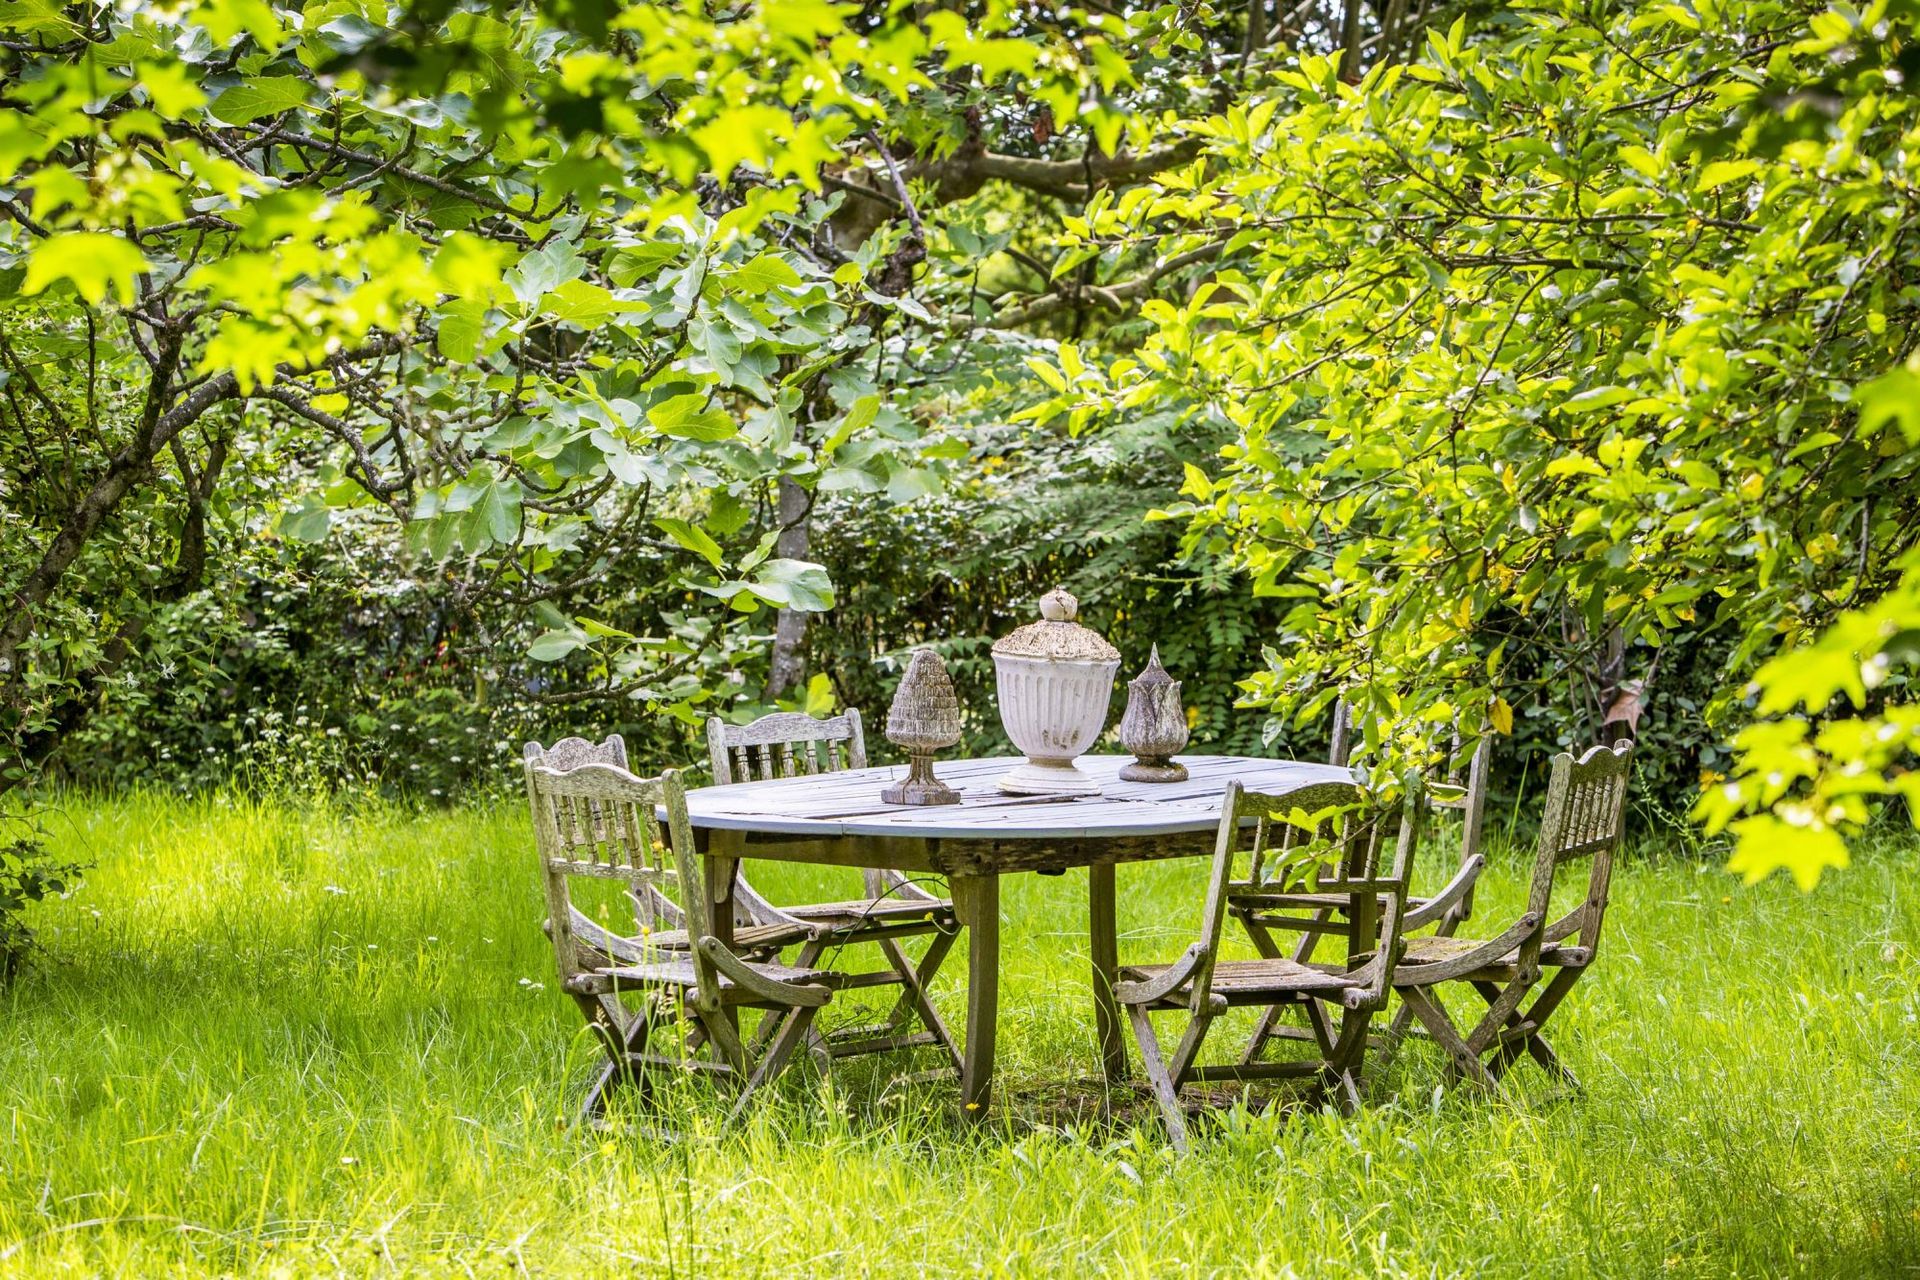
[949,872,999,1120]
[705,831,742,1040]
[1088,861,1127,1085]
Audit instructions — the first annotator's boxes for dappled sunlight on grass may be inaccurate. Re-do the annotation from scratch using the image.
[2,791,1916,1276]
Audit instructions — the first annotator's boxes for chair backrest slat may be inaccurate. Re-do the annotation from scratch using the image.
[707,710,867,786]
[1197,777,1423,1012]
[1524,740,1633,957]
[525,735,687,935]
[1329,697,1491,865]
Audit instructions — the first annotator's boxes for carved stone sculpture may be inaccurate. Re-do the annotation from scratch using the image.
[881,648,963,805]
[1118,646,1190,783]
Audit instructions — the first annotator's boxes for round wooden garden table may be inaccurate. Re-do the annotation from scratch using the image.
[681,752,1351,1118]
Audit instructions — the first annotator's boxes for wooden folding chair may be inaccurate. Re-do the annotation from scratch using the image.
[1233,699,1491,1062]
[522,756,832,1124]
[525,737,811,961]
[1382,741,1633,1093]
[1330,696,1493,933]
[1115,775,1426,1151]
[705,711,961,1076]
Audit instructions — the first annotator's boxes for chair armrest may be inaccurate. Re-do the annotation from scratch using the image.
[1395,911,1542,984]
[695,937,832,1007]
[1404,855,1486,931]
[731,876,831,939]
[563,907,655,966]
[1113,942,1206,1006]
[865,867,945,904]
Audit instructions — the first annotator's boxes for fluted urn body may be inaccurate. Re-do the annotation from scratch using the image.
[991,588,1120,796]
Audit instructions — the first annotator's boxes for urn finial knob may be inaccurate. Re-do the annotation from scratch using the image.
[1039,587,1077,622]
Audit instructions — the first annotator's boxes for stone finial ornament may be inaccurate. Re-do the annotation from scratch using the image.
[1118,645,1190,783]
[881,648,963,805]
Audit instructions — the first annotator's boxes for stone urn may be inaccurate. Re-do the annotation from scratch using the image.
[1118,646,1190,783]
[991,587,1120,796]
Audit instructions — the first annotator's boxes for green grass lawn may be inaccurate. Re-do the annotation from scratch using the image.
[2,789,1917,1277]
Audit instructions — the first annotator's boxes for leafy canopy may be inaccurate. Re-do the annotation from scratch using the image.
[0,0,1138,756]
[1029,0,1920,887]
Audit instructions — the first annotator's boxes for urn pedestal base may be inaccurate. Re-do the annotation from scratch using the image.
[1119,756,1188,784]
[997,757,1102,797]
[882,753,960,806]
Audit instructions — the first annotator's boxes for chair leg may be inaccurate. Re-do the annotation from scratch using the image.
[1371,997,1418,1079]
[1310,1002,1374,1114]
[701,1000,752,1077]
[1481,970,1582,1089]
[1236,910,1329,1064]
[727,1005,820,1125]
[1399,985,1502,1093]
[1127,1005,1193,1153]
[750,937,827,1057]
[1523,1033,1578,1090]
[579,995,664,1123]
[1239,1004,1287,1065]
[1302,999,1338,1058]
[877,932,962,1074]
[1463,975,1534,1059]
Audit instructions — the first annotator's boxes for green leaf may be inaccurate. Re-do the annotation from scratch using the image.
[528,629,587,661]
[1545,454,1607,478]
[750,558,835,611]
[544,278,645,325]
[1858,365,1920,444]
[277,495,332,543]
[1695,158,1761,191]
[655,516,725,570]
[1727,815,1850,892]
[822,393,879,454]
[688,309,743,368]
[689,104,798,182]
[507,240,583,304]
[1562,386,1635,414]
[436,299,488,362]
[21,232,149,305]
[576,617,635,640]
[727,253,803,293]
[798,672,836,716]
[209,76,310,124]
[648,393,737,441]
[445,473,522,546]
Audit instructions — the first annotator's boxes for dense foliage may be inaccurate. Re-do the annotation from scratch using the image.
[0,0,1151,798]
[3,0,1914,932]
[1032,0,1920,886]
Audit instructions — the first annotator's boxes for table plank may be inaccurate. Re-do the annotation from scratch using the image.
[679,754,1352,840]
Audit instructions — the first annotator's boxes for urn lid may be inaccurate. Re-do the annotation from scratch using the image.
[991,587,1121,664]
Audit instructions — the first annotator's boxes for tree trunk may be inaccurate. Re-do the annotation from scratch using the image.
[764,475,812,701]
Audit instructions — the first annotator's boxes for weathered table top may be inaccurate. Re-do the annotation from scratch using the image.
[679,753,1352,841]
